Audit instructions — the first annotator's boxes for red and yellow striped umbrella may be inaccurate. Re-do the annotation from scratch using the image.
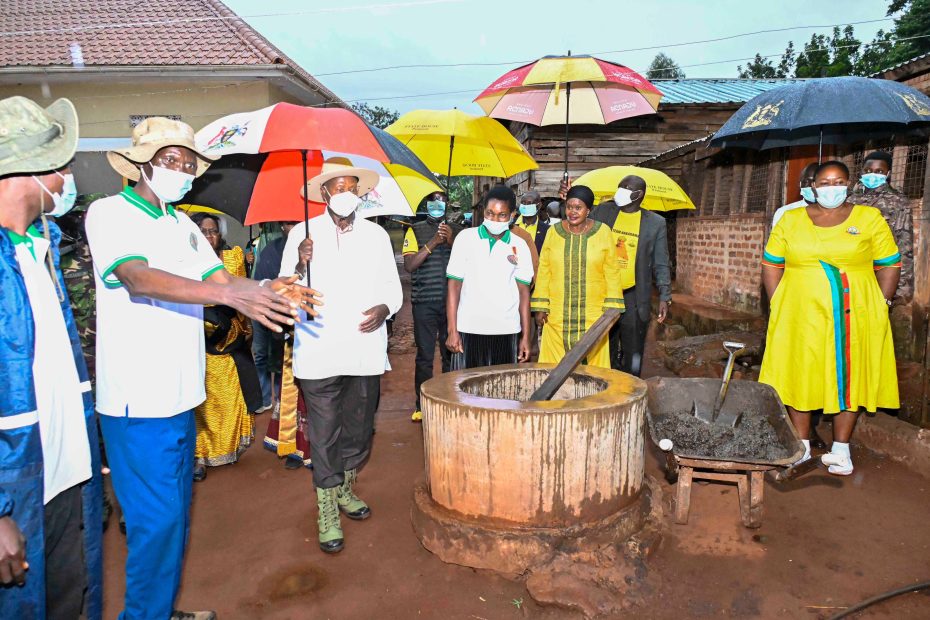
[475,54,663,178]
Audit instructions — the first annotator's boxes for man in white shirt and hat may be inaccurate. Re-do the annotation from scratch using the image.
[85,117,321,620]
[280,157,402,555]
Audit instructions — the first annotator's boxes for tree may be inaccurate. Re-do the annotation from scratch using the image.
[647,53,685,79]
[351,102,400,129]
[886,0,930,65]
[738,54,777,78]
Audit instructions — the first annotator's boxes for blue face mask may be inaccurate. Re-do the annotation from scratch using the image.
[800,186,816,203]
[426,200,446,218]
[463,212,472,221]
[518,203,538,217]
[814,185,847,209]
[861,173,887,190]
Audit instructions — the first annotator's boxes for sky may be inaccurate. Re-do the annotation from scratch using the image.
[223,0,895,114]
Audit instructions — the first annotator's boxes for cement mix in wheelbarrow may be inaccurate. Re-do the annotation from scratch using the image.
[652,409,792,461]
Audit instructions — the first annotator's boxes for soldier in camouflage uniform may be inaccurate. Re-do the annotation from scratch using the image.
[852,151,913,302]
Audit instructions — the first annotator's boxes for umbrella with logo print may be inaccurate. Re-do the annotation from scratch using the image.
[474,53,664,180]
[186,103,442,234]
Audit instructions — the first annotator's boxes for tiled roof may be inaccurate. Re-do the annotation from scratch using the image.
[0,0,341,103]
[654,78,804,105]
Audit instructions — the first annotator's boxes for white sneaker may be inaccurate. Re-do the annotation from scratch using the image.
[821,453,854,476]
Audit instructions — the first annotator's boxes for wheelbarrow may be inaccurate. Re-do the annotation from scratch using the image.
[646,377,813,529]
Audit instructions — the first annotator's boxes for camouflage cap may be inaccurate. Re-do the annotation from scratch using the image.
[0,96,78,177]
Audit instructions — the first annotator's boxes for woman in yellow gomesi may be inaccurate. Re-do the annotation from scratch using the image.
[532,185,624,368]
[759,161,899,476]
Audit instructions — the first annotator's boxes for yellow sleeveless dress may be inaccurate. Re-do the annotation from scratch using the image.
[759,205,900,413]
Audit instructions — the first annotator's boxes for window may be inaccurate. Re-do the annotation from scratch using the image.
[903,141,928,200]
[745,152,770,213]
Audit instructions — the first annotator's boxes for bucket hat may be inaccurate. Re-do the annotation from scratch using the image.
[107,117,216,181]
[0,96,78,177]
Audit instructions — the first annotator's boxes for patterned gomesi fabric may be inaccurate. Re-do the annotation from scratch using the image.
[531,221,623,369]
[852,183,913,301]
[759,205,900,413]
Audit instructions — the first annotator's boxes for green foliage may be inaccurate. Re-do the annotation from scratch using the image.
[437,175,474,210]
[647,53,686,79]
[736,0,930,78]
[351,102,400,129]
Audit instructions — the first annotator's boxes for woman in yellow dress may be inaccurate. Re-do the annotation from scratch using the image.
[759,161,900,476]
[531,185,624,368]
[191,214,260,481]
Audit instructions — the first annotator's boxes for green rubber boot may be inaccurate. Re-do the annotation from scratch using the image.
[336,469,371,520]
[316,487,344,553]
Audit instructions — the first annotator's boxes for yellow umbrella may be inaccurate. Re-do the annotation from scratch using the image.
[385,109,538,183]
[176,203,225,215]
[573,166,696,212]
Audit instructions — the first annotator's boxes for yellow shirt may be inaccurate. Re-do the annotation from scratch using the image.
[402,227,419,254]
[515,216,538,239]
[611,210,641,290]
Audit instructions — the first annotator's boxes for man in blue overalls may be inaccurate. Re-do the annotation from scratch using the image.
[0,96,104,619]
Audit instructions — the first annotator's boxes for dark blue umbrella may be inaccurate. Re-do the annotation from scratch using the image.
[710,77,930,152]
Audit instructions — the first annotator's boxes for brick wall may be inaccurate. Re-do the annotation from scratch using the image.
[675,214,766,313]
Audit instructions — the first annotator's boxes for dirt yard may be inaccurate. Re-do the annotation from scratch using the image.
[101,264,930,619]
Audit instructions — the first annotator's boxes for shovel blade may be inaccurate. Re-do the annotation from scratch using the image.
[690,400,714,424]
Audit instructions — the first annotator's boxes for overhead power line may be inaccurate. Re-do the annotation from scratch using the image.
[313,17,895,77]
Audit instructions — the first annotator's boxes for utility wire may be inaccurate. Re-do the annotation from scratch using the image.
[313,18,895,77]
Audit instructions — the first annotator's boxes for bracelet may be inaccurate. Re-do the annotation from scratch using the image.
[258,279,271,288]
[423,244,432,254]
[885,297,893,307]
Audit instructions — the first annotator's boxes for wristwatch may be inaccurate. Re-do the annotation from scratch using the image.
[884,297,893,307]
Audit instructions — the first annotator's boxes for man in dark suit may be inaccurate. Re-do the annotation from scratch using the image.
[591,175,671,376]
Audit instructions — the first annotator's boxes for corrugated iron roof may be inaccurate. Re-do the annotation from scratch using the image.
[654,78,804,105]
[872,51,930,78]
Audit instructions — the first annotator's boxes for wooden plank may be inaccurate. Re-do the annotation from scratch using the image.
[529,308,623,401]
[677,457,773,471]
[737,474,751,527]
[675,466,693,525]
[748,470,765,528]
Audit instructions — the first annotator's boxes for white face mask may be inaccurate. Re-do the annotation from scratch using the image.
[482,219,510,236]
[814,185,848,209]
[327,190,361,217]
[614,187,640,207]
[34,172,78,217]
[141,165,194,204]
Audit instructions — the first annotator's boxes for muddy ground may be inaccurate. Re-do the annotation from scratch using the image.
[101,264,930,619]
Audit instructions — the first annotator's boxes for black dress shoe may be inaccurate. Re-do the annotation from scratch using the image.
[284,455,303,470]
[193,464,207,482]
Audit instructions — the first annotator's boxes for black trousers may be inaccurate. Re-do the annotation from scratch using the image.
[412,301,451,410]
[460,332,519,369]
[609,296,650,377]
[299,375,381,489]
[45,483,85,620]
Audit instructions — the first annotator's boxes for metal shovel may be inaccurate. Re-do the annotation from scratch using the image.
[691,341,746,428]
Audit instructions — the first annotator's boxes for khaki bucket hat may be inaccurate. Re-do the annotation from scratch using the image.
[107,117,217,181]
[0,96,78,177]
[303,156,380,202]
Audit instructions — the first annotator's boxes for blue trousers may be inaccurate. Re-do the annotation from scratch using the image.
[251,320,273,409]
[100,410,195,620]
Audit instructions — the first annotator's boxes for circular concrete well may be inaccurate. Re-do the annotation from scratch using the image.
[412,363,651,575]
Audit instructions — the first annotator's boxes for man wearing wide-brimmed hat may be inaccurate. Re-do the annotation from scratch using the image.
[85,117,322,620]
[280,157,402,554]
[0,96,104,619]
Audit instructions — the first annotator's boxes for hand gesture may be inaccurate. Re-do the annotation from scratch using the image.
[535,311,548,327]
[0,516,27,586]
[224,277,306,332]
[359,304,390,333]
[435,223,452,245]
[272,274,324,317]
[517,335,531,362]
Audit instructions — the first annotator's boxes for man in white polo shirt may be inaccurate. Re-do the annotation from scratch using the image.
[0,96,103,619]
[280,158,402,554]
[85,118,321,620]
[446,184,534,367]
